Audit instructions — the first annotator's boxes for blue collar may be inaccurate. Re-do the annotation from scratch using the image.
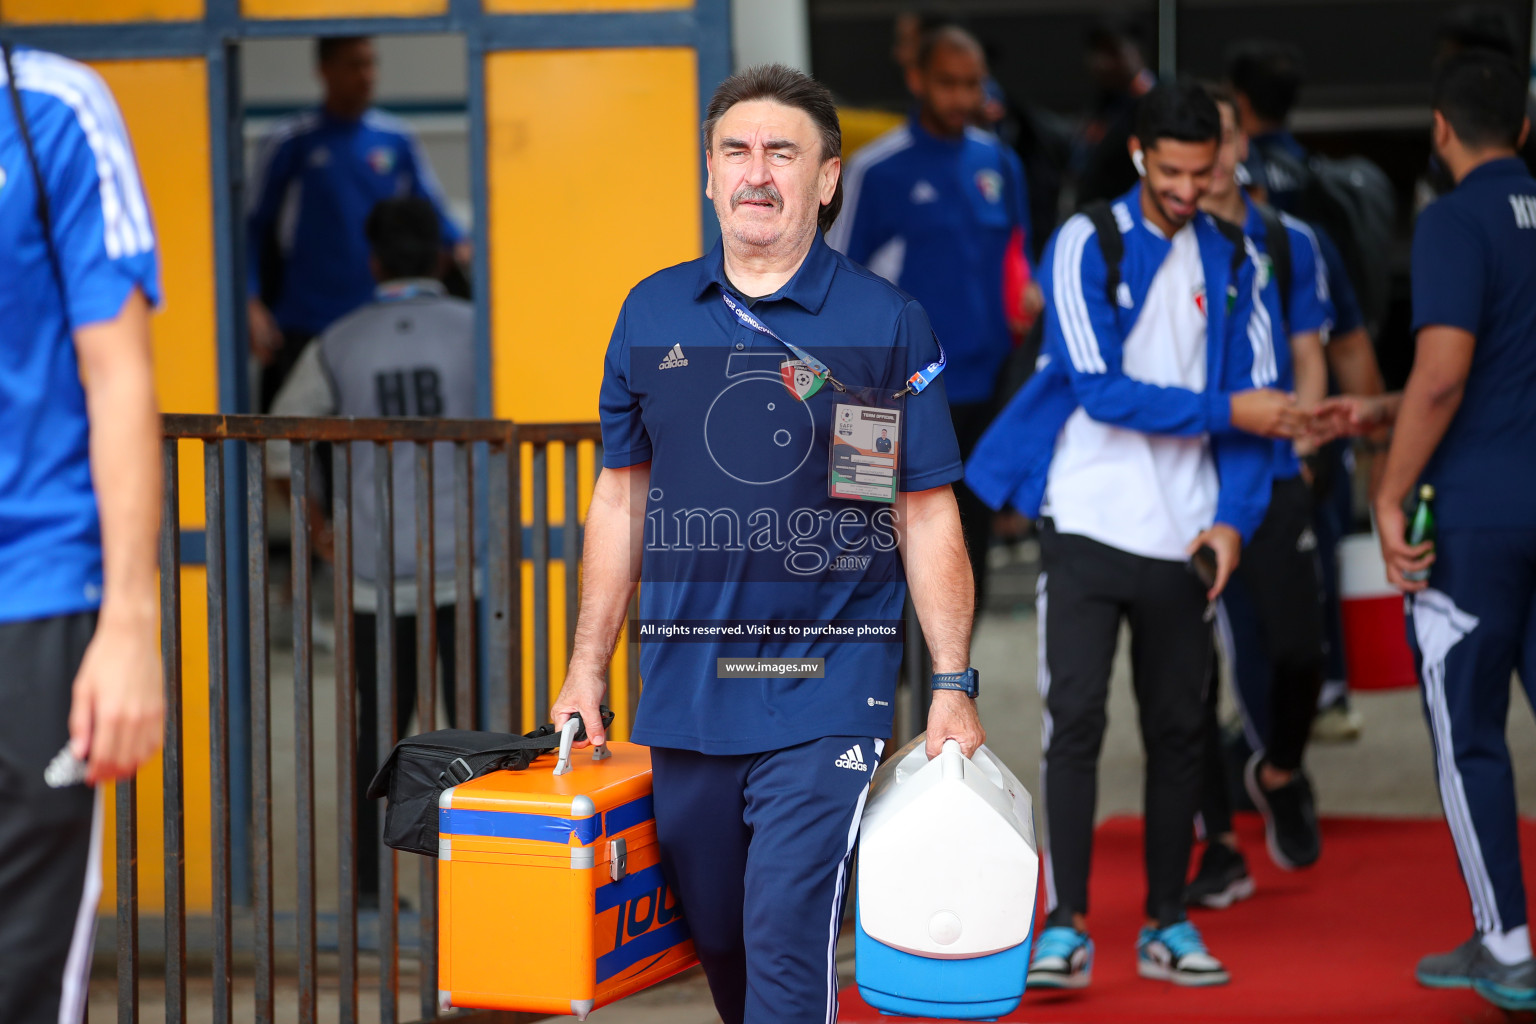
[1116,183,1168,242]
[1461,155,1530,187]
[318,106,367,129]
[1117,183,1216,244]
[692,231,839,315]
[906,110,967,150]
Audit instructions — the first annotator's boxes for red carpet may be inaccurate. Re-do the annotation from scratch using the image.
[840,815,1530,1024]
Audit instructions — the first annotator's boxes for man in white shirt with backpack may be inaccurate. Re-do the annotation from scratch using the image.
[967,80,1296,990]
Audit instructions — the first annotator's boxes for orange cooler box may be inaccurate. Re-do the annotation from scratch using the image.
[437,742,697,1018]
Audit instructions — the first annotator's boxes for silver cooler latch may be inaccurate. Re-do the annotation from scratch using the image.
[609,837,627,882]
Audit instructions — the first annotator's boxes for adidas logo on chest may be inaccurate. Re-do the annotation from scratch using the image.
[835,744,869,772]
[658,343,689,369]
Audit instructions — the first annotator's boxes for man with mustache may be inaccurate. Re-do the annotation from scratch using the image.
[551,64,982,1024]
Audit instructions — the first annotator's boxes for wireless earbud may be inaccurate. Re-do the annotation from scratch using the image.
[1132,149,1146,176]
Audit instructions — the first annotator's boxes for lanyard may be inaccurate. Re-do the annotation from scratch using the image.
[721,292,844,392]
[897,343,946,397]
[721,291,947,398]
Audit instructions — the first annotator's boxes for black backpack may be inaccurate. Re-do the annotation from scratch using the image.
[1257,144,1396,337]
[365,708,614,858]
[1251,203,1293,336]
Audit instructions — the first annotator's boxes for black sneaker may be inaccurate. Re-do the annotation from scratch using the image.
[1185,842,1255,910]
[1245,753,1321,870]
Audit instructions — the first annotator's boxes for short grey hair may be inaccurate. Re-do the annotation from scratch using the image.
[702,64,843,232]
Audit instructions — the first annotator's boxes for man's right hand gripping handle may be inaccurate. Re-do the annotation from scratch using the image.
[551,663,610,750]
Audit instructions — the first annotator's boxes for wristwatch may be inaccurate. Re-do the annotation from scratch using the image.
[931,668,980,698]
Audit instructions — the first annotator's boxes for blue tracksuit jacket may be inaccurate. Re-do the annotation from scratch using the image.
[964,185,1276,542]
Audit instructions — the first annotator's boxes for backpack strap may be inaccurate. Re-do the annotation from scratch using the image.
[1252,203,1293,336]
[1206,213,1249,316]
[1082,201,1123,307]
[2,42,71,332]
[364,706,615,800]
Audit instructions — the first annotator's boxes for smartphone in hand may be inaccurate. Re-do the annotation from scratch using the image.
[1189,544,1218,591]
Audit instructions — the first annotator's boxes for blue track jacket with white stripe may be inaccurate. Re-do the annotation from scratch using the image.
[248,109,464,336]
[964,185,1276,542]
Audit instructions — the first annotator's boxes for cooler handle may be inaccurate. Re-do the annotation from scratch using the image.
[553,718,581,776]
[552,709,616,776]
[551,712,613,776]
[939,739,966,781]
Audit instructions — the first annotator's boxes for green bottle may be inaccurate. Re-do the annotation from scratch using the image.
[1404,484,1435,582]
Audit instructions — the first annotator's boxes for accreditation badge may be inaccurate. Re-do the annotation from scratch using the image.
[829,388,902,503]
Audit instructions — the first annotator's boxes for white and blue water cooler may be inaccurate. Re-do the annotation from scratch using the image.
[855,735,1039,1020]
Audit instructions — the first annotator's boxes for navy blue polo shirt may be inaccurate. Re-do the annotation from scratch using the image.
[599,232,962,755]
[1411,156,1536,529]
[0,48,160,624]
[827,116,1030,405]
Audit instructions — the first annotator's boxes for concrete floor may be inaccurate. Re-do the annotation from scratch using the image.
[91,553,1536,1022]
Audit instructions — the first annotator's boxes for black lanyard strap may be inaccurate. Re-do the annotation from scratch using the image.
[3,42,72,332]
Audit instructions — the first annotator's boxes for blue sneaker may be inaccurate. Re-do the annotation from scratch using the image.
[1136,920,1229,986]
[1027,925,1093,989]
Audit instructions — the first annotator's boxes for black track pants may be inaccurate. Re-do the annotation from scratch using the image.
[0,612,100,1024]
[1038,523,1211,927]
[1217,476,1327,773]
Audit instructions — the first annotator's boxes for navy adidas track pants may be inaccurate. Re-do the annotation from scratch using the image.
[1408,527,1536,940]
[650,734,883,1024]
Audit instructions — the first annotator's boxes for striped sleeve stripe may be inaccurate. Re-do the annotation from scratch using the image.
[1052,215,1108,374]
[1244,238,1279,386]
[12,51,155,261]
[1067,219,1110,372]
[1282,213,1331,304]
[249,112,318,214]
[824,126,912,253]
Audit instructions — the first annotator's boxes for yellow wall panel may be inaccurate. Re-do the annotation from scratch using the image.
[487,47,700,423]
[0,0,201,22]
[488,0,687,10]
[94,60,218,418]
[243,0,445,17]
[89,58,218,913]
[96,59,217,524]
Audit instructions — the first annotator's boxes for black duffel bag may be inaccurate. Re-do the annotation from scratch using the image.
[365,707,613,857]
